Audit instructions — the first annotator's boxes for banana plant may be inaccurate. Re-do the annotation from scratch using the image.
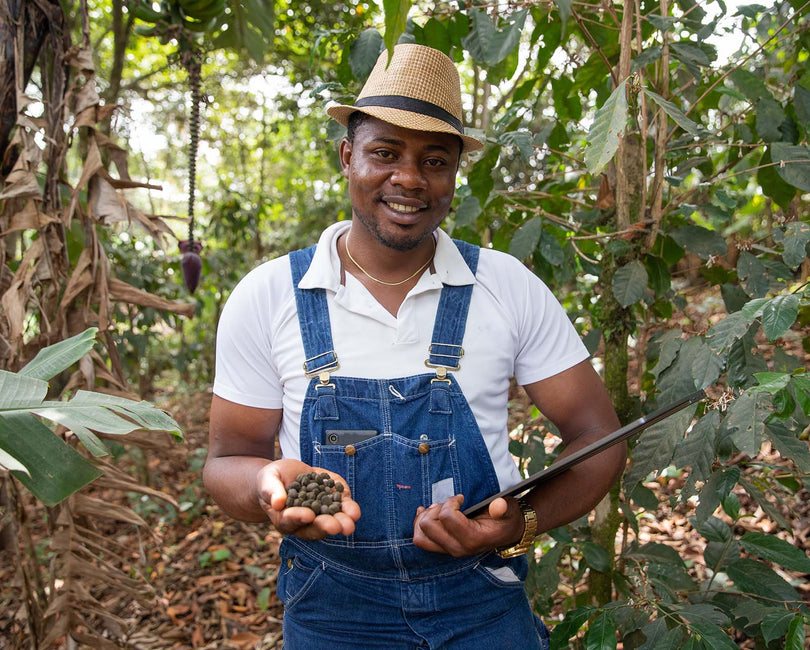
[0,328,182,506]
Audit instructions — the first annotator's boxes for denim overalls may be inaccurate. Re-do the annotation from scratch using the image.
[277,241,550,649]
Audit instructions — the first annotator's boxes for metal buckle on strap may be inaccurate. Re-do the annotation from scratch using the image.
[425,343,464,371]
[430,365,452,384]
[303,351,340,378]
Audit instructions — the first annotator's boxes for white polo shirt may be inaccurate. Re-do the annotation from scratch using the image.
[213,222,589,489]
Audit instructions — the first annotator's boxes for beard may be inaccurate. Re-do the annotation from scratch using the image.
[352,208,441,252]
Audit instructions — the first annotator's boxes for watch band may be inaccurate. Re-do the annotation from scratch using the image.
[496,497,538,558]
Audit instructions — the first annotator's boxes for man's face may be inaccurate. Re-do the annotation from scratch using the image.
[339,116,461,252]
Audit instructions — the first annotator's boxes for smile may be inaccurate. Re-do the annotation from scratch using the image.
[386,202,421,213]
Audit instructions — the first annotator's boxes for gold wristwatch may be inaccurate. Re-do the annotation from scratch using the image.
[496,497,538,558]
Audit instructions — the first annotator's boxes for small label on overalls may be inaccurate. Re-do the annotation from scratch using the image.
[431,477,455,504]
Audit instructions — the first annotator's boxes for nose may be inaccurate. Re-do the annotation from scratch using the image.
[390,158,427,190]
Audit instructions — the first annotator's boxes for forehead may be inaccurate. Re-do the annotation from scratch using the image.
[353,115,461,154]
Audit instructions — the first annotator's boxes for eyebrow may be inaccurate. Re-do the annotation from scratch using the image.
[367,137,455,155]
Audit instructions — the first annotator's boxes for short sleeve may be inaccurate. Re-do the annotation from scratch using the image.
[504,257,589,386]
[212,263,284,409]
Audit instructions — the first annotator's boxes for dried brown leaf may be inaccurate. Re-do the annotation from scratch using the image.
[72,493,148,527]
[109,277,195,318]
[0,171,41,200]
[0,201,60,235]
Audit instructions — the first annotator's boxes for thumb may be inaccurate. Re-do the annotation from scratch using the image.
[258,463,288,512]
[487,497,509,520]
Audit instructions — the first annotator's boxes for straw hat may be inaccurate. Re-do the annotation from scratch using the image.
[327,44,484,152]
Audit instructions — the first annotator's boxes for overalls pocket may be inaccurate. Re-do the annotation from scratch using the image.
[390,432,460,539]
[277,549,325,610]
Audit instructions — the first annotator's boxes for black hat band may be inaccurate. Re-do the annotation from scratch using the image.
[354,95,464,134]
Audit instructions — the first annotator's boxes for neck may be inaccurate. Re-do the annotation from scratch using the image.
[342,229,436,287]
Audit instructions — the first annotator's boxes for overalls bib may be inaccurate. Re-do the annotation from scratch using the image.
[277,241,550,649]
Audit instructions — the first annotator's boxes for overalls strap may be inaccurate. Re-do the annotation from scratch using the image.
[289,246,339,377]
[426,239,479,370]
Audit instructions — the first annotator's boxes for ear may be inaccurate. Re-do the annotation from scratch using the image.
[338,138,352,179]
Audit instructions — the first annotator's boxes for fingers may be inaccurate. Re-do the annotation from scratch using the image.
[257,461,361,539]
[412,496,473,556]
[487,497,508,520]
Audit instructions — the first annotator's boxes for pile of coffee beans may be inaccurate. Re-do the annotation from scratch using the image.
[285,471,344,515]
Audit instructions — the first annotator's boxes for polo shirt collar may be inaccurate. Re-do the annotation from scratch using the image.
[297,222,476,291]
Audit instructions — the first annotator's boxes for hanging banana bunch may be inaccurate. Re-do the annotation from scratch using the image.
[179,50,203,294]
[130,0,225,39]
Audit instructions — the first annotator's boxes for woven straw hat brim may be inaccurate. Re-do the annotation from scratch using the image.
[327,104,485,152]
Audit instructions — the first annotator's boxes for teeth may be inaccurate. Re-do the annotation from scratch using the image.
[387,202,420,213]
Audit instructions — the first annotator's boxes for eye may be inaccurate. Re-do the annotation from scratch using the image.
[374,149,396,160]
[425,158,447,168]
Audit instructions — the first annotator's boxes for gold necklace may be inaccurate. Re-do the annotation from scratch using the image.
[345,235,435,287]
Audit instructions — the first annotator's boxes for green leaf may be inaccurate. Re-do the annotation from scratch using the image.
[624,407,695,489]
[766,421,810,473]
[725,392,770,456]
[612,260,648,307]
[761,294,799,340]
[454,195,481,228]
[549,605,596,649]
[785,617,806,650]
[509,217,543,260]
[673,411,719,496]
[643,89,701,135]
[755,98,787,142]
[740,532,810,572]
[749,371,791,394]
[0,412,102,506]
[553,0,572,38]
[0,447,29,474]
[585,78,628,174]
[691,514,731,543]
[462,8,528,66]
[468,145,499,204]
[423,18,451,54]
[775,221,810,269]
[761,610,796,644]
[706,311,752,353]
[534,542,565,600]
[19,327,97,381]
[737,251,769,299]
[739,476,792,530]
[0,370,48,409]
[383,0,411,57]
[627,542,686,566]
[794,83,810,128]
[669,225,727,260]
[730,68,771,102]
[727,558,802,603]
[499,130,534,163]
[350,29,384,80]
[758,149,797,209]
[584,611,617,650]
[683,621,738,650]
[689,340,723,390]
[582,541,611,573]
[771,143,810,191]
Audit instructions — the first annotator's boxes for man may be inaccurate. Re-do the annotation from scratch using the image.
[204,43,624,648]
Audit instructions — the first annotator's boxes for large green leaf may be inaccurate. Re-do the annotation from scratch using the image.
[739,476,792,530]
[758,149,797,209]
[771,143,810,191]
[0,447,29,474]
[785,617,806,650]
[584,78,628,174]
[350,29,384,80]
[761,610,797,644]
[584,610,617,650]
[773,221,810,269]
[19,327,98,381]
[509,217,543,260]
[673,411,719,499]
[624,407,695,488]
[643,89,700,135]
[740,532,810,572]
[727,558,802,603]
[468,145,500,205]
[611,260,648,307]
[0,370,48,409]
[553,0,572,38]
[462,8,527,66]
[0,412,102,506]
[761,294,799,340]
[549,605,595,649]
[794,83,810,128]
[454,195,481,228]
[670,225,727,260]
[383,0,411,57]
[766,421,810,473]
[725,392,769,457]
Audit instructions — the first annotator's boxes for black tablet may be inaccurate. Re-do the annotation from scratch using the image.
[463,389,707,518]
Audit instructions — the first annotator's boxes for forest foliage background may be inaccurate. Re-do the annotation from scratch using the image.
[1,0,809,647]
